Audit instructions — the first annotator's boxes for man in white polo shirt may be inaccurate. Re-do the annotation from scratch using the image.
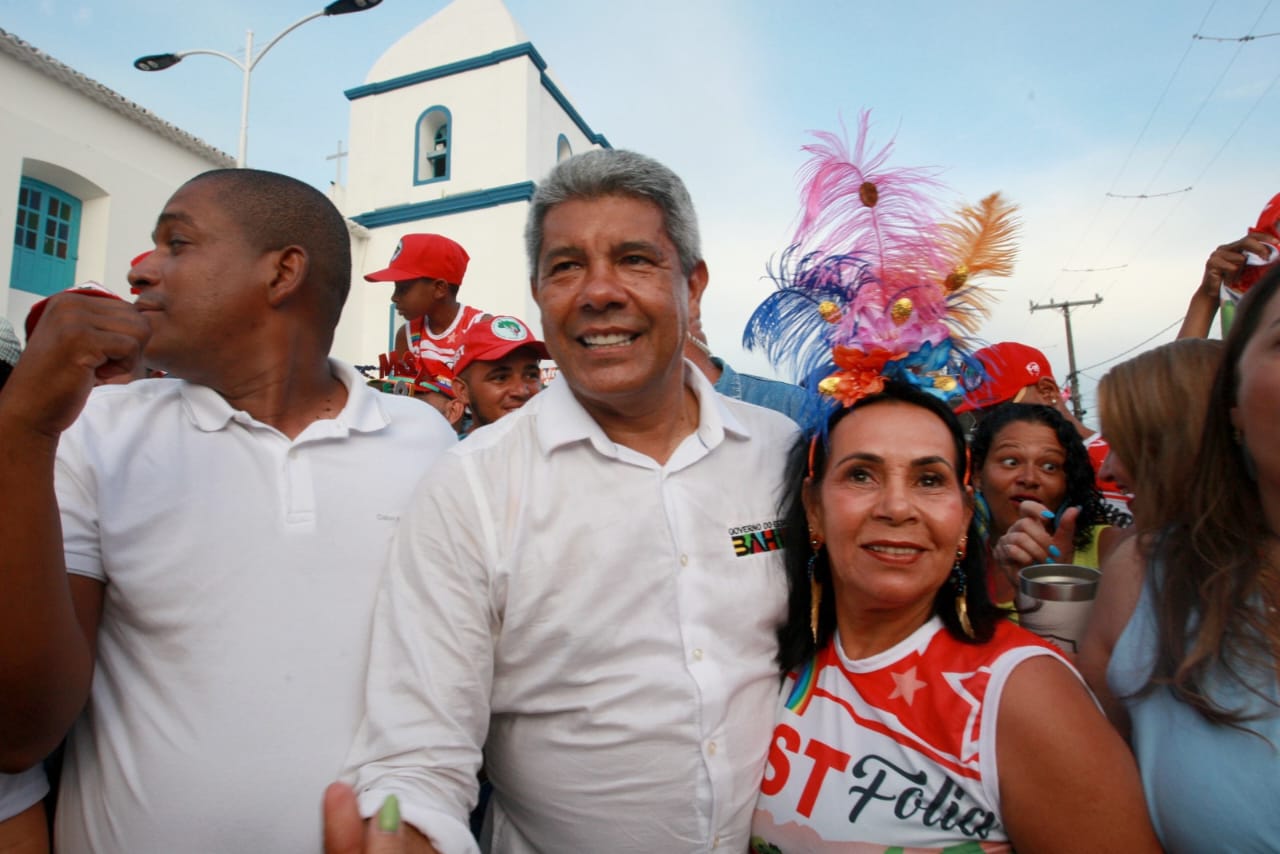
[326,149,799,854]
[0,169,456,854]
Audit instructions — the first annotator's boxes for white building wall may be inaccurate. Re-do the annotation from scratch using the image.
[344,59,535,215]
[365,0,528,83]
[0,45,230,332]
[527,72,596,178]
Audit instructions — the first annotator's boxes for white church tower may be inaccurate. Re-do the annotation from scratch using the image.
[331,0,610,366]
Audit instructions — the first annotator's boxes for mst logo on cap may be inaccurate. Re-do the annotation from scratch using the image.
[453,315,551,376]
[492,317,529,341]
[389,240,404,263]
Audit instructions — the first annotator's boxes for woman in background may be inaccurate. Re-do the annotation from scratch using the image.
[1088,268,1280,851]
[1078,337,1223,726]
[969,404,1127,603]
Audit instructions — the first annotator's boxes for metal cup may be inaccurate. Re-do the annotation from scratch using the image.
[1015,564,1101,654]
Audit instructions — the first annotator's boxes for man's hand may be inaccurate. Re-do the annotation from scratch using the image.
[323,784,440,854]
[0,293,149,438]
[323,784,405,854]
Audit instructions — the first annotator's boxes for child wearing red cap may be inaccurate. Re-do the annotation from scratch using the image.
[364,233,488,373]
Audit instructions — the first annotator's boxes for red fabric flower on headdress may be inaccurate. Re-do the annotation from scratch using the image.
[818,346,901,406]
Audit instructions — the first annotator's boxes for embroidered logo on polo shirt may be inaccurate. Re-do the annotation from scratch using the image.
[729,520,787,556]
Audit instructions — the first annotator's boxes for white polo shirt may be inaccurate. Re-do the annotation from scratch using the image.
[346,366,799,854]
[52,361,456,854]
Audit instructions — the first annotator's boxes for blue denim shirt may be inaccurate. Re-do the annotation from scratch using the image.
[712,357,813,427]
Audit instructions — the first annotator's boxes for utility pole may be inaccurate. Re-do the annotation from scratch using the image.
[1029,294,1102,420]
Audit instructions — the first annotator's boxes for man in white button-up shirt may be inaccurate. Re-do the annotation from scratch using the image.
[326,150,801,854]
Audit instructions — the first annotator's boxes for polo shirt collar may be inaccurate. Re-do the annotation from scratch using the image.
[179,360,390,436]
[535,360,751,458]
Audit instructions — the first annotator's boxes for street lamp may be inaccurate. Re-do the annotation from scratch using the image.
[134,0,382,167]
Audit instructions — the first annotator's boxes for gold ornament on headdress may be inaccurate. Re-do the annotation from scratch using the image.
[944,265,969,294]
[859,181,879,207]
[890,298,914,325]
[937,193,1019,334]
[818,300,841,323]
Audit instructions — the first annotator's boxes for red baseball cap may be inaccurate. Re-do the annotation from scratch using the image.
[364,234,469,285]
[454,315,550,376]
[954,341,1052,414]
[413,357,457,399]
[25,282,125,341]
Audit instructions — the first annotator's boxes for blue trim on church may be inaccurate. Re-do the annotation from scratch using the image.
[345,42,611,149]
[350,181,537,228]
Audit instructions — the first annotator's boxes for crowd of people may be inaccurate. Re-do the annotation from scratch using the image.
[0,140,1275,854]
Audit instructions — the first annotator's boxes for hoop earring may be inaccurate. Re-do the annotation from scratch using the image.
[951,543,975,640]
[808,535,823,645]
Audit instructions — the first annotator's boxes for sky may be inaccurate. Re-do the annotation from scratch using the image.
[3,0,1278,427]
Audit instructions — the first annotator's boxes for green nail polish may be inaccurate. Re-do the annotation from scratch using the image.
[377,794,401,833]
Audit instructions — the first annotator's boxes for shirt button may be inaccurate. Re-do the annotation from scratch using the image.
[679,554,689,567]
[692,648,704,661]
[707,740,717,756]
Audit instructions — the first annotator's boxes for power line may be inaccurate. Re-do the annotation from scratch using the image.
[1193,29,1280,40]
[1058,2,1280,306]
[1074,317,1184,374]
[1139,1,1272,195]
[1074,4,1272,298]
[1044,1,1219,303]
[1104,187,1192,199]
[1101,49,1280,302]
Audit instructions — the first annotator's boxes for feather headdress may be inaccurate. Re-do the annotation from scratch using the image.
[744,112,1020,413]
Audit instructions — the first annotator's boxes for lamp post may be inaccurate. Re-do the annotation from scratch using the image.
[134,0,382,168]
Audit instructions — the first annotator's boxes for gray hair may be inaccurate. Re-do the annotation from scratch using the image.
[525,149,702,277]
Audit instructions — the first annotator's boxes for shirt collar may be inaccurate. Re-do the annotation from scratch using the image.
[534,360,751,458]
[179,360,390,437]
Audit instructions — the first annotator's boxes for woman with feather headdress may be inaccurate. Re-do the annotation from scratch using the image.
[745,115,1159,854]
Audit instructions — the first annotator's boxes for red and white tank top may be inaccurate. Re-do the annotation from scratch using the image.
[751,618,1068,853]
[406,304,485,369]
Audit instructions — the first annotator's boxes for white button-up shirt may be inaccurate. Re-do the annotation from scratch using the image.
[347,366,799,853]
